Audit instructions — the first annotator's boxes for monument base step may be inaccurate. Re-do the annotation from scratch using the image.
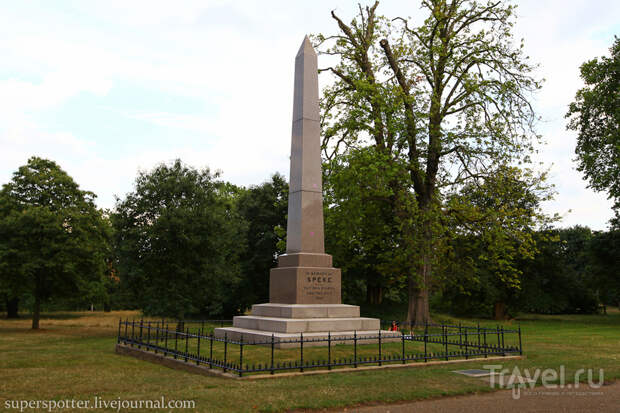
[213,327,401,348]
[233,315,378,333]
[251,303,360,319]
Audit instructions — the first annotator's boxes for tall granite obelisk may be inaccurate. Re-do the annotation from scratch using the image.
[269,36,341,304]
[214,37,395,347]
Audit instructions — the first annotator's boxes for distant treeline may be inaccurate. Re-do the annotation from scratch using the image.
[1,158,618,327]
[436,227,619,318]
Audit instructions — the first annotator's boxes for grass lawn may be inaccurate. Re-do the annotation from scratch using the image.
[1,309,619,412]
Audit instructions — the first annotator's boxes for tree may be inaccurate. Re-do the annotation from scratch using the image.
[0,157,110,329]
[113,160,246,319]
[234,174,288,311]
[324,146,414,305]
[566,37,620,226]
[6,297,19,318]
[588,229,620,308]
[316,0,541,323]
[1,286,19,318]
[442,166,556,319]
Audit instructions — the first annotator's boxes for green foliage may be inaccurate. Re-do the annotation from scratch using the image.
[234,174,288,311]
[324,147,414,304]
[566,37,620,225]
[0,157,110,328]
[316,0,542,322]
[439,166,557,318]
[439,224,617,317]
[587,229,620,307]
[112,160,246,319]
[519,227,599,315]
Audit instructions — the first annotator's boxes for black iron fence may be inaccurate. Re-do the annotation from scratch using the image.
[117,319,522,377]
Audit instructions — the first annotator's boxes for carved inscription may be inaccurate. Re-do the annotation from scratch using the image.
[302,271,335,300]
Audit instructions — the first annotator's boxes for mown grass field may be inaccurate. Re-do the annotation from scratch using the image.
[1,309,619,412]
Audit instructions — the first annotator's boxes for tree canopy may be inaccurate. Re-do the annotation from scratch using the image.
[112,160,246,319]
[234,174,288,312]
[441,165,556,318]
[566,37,620,226]
[316,0,542,323]
[324,146,414,305]
[0,157,110,328]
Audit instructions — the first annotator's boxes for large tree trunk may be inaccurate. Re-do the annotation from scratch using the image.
[366,284,383,305]
[408,257,432,325]
[408,206,433,325]
[32,294,41,330]
[494,301,507,320]
[7,297,19,319]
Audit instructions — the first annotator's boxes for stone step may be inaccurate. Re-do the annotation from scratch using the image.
[251,303,360,319]
[232,315,379,333]
[213,327,401,348]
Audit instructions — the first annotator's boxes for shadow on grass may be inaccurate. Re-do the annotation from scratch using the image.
[4,312,89,321]
[515,308,620,325]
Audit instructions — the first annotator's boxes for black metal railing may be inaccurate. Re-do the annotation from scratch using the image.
[117,319,523,377]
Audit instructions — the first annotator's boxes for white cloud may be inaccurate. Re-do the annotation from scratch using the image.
[511,0,618,229]
[0,0,617,230]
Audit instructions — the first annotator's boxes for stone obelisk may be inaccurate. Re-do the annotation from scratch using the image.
[214,37,395,347]
[269,35,341,304]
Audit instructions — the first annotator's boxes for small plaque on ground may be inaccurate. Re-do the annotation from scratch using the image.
[453,369,493,377]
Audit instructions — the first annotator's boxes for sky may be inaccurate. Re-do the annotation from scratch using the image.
[0,0,618,230]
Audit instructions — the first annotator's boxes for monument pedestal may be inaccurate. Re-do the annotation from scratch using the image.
[269,254,341,304]
[215,252,396,347]
[214,304,399,348]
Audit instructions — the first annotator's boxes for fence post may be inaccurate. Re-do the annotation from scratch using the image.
[483,326,487,358]
[196,332,201,365]
[154,321,159,354]
[444,324,448,361]
[239,335,243,377]
[300,332,304,373]
[138,319,143,349]
[424,322,428,362]
[477,323,480,352]
[224,332,228,372]
[501,326,505,355]
[496,325,500,354]
[353,331,357,368]
[327,331,332,370]
[209,333,213,369]
[464,327,468,359]
[518,324,523,355]
[401,331,405,364]
[117,318,121,344]
[165,323,169,354]
[378,330,382,366]
[174,329,178,359]
[458,322,462,352]
[184,329,189,362]
[147,321,151,349]
[131,320,135,347]
[124,319,128,345]
[270,333,275,375]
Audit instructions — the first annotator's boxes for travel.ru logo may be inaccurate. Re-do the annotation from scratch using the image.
[483,364,604,400]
